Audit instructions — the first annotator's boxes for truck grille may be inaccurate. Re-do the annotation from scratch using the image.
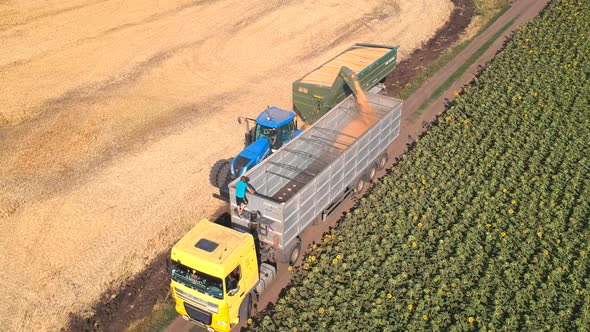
[185,303,212,325]
[174,287,219,313]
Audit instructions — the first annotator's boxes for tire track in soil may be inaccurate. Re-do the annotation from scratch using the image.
[0,89,243,222]
[229,0,301,31]
[0,0,110,31]
[0,0,217,69]
[293,2,402,63]
[63,1,475,331]
[0,38,211,220]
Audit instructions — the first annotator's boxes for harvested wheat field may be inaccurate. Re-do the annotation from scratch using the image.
[0,0,452,330]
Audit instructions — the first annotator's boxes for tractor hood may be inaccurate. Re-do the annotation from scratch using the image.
[231,137,271,177]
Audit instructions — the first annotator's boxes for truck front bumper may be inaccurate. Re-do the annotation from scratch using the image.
[175,299,231,332]
[179,314,216,332]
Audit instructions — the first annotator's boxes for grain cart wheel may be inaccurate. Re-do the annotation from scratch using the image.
[210,159,231,188]
[288,240,302,265]
[377,153,388,170]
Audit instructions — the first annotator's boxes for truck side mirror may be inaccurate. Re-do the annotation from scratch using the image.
[228,285,240,296]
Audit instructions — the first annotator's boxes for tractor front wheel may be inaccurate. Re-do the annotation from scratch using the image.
[210,159,231,188]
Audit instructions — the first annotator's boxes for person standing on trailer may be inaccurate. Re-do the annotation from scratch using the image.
[236,176,255,216]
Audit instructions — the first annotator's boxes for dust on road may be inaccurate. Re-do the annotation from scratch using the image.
[0,0,452,330]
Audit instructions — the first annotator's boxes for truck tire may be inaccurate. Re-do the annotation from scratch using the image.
[377,153,388,170]
[239,294,253,322]
[210,159,231,188]
[367,164,377,181]
[354,177,365,194]
[288,241,301,265]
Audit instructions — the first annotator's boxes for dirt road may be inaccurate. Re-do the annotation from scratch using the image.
[0,1,453,330]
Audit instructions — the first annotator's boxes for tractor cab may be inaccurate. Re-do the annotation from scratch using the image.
[231,107,297,178]
[210,107,300,191]
[252,107,297,150]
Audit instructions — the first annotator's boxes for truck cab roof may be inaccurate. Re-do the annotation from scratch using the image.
[171,220,252,277]
[256,107,294,128]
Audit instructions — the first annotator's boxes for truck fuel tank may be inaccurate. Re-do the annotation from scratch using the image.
[255,263,276,294]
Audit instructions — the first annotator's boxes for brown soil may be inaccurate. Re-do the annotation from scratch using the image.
[65,1,476,331]
[64,251,171,332]
[383,0,477,97]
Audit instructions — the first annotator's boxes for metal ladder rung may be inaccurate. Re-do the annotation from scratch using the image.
[267,161,316,178]
[313,126,357,139]
[309,135,352,148]
[298,137,345,152]
[265,171,308,186]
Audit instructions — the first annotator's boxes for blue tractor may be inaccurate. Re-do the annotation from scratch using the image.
[210,106,301,191]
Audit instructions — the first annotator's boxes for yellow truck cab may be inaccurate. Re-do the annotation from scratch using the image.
[169,220,259,332]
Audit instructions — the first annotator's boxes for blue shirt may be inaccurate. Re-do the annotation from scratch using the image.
[236,181,248,198]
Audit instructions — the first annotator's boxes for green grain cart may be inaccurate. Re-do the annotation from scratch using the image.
[292,43,399,124]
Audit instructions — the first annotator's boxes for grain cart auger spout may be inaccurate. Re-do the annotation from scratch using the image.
[210,43,399,201]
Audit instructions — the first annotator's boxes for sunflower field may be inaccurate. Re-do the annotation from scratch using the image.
[252,0,590,331]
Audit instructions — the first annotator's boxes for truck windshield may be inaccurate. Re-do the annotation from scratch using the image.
[171,262,223,300]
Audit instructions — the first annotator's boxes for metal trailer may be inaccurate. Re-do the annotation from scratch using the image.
[229,92,402,263]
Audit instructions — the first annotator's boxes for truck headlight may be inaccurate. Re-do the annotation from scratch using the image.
[216,321,228,327]
[207,302,219,314]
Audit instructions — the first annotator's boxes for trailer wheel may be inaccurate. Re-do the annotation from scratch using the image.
[355,178,365,194]
[377,153,388,170]
[288,241,302,265]
[367,165,377,181]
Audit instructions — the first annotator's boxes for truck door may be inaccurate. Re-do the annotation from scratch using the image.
[225,265,245,323]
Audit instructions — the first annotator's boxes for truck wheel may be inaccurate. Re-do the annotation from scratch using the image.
[377,153,388,170]
[210,159,231,188]
[355,178,365,194]
[367,165,377,181]
[288,241,301,265]
[239,294,253,322]
[247,293,254,316]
